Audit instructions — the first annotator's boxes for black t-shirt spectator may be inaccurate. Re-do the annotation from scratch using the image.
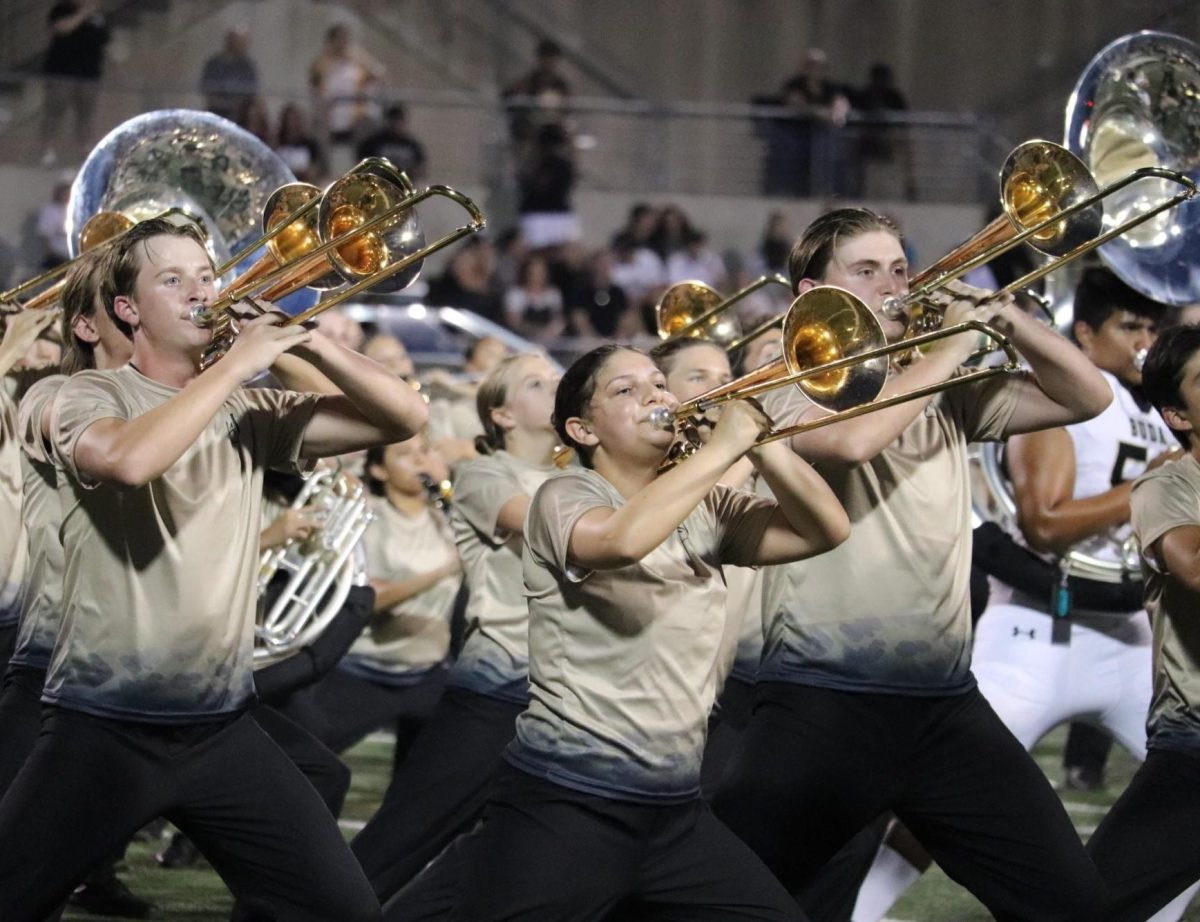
[356,130,427,180]
[518,151,574,214]
[46,2,109,79]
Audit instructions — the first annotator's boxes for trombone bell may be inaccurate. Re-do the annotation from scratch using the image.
[656,281,742,348]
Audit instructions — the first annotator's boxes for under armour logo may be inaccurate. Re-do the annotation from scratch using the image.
[1012,626,1036,639]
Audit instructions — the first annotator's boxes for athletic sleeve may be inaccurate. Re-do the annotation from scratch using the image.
[1132,464,1200,573]
[524,472,615,583]
[17,374,66,463]
[50,370,130,488]
[710,483,779,567]
[454,456,523,547]
[233,387,322,475]
[942,367,1028,442]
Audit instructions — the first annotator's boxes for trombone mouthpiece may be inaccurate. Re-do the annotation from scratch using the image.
[881,297,905,321]
[648,406,675,431]
[190,305,217,327]
[1133,348,1149,372]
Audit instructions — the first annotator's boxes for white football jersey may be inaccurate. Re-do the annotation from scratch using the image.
[1068,369,1173,563]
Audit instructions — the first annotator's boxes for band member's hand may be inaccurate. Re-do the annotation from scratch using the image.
[420,455,452,486]
[220,312,313,381]
[0,309,59,369]
[708,398,772,456]
[927,281,1010,364]
[261,506,321,550]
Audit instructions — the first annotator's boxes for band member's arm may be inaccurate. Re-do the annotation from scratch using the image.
[0,310,57,378]
[69,316,312,487]
[1152,525,1200,595]
[989,302,1113,435]
[1008,429,1181,554]
[784,296,986,465]
[371,559,461,612]
[496,495,532,535]
[567,400,768,570]
[744,439,850,562]
[270,353,340,395]
[287,334,430,459]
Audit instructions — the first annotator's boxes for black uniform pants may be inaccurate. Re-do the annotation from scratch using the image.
[445,765,804,921]
[0,706,381,922]
[1087,748,1200,922]
[351,686,524,902]
[712,682,1106,922]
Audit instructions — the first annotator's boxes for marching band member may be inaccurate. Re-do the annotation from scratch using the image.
[0,255,154,918]
[0,216,426,920]
[355,352,562,906]
[1089,324,1200,920]
[648,336,764,795]
[852,267,1196,921]
[297,431,461,758]
[711,207,1113,921]
[441,344,848,920]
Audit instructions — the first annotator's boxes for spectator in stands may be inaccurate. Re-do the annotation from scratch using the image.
[566,248,632,339]
[493,227,531,293]
[356,104,427,182]
[503,38,572,165]
[427,237,503,325]
[851,63,916,199]
[199,27,260,123]
[649,204,695,261]
[617,202,659,250]
[610,231,666,335]
[237,97,275,147]
[275,102,326,183]
[517,122,580,251]
[363,331,416,381]
[35,179,71,270]
[666,228,727,290]
[316,308,366,352]
[504,254,565,344]
[40,0,110,166]
[759,211,792,277]
[777,48,851,195]
[464,336,509,377]
[310,23,384,146]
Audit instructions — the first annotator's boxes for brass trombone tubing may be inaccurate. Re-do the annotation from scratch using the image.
[990,169,1198,301]
[212,158,386,278]
[884,166,1198,319]
[661,274,790,343]
[723,312,785,354]
[285,186,486,327]
[675,319,1018,421]
[193,182,436,326]
[0,206,202,311]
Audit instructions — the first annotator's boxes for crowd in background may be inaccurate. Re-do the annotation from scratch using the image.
[21,7,918,352]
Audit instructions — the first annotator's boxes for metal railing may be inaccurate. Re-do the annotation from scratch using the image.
[0,73,1002,205]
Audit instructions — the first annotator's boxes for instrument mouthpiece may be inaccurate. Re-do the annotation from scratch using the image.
[648,406,675,431]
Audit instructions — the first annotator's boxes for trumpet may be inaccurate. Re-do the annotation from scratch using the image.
[655,275,791,352]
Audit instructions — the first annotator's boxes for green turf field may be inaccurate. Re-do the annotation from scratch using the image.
[59,726,1199,921]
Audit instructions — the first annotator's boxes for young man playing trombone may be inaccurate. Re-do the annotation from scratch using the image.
[0,217,427,921]
[711,207,1114,921]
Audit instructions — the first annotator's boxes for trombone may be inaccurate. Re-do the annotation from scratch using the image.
[650,287,1019,463]
[0,207,203,314]
[191,160,486,368]
[882,140,1198,340]
[655,274,790,352]
[652,143,1198,460]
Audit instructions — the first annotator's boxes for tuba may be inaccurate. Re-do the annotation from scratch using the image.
[257,466,374,666]
[972,31,1200,585]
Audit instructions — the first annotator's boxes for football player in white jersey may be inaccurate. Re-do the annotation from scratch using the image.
[851,267,1200,922]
